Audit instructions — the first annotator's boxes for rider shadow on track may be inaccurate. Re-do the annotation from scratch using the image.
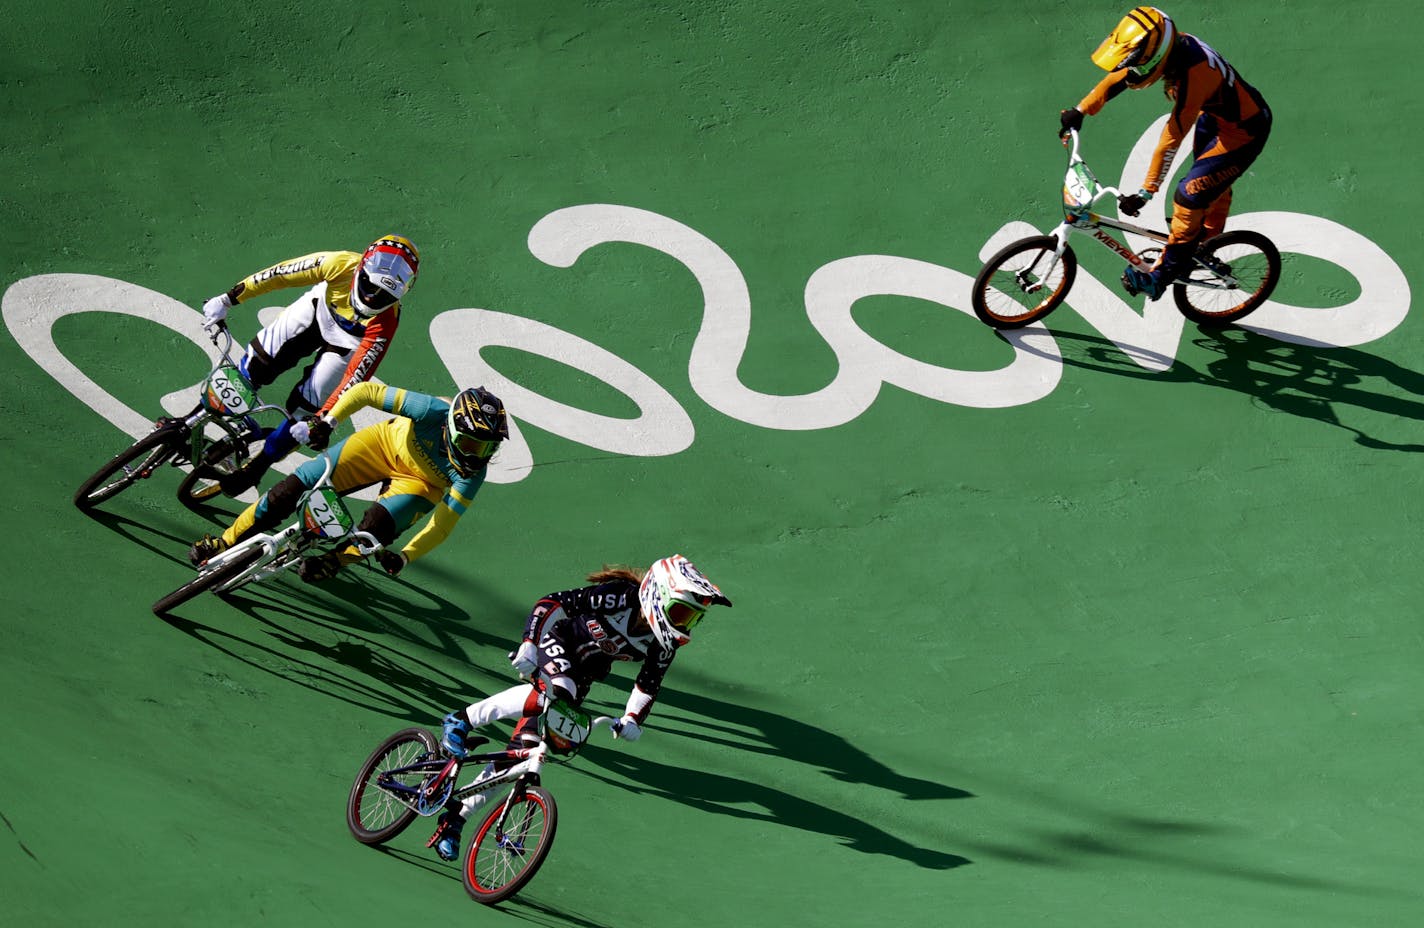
[650,673,972,802]
[574,743,971,871]
[1008,325,1424,451]
[570,670,973,870]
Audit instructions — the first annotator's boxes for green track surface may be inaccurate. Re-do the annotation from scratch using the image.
[4,2,1423,925]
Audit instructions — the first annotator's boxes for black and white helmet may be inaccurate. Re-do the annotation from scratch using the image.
[444,386,508,476]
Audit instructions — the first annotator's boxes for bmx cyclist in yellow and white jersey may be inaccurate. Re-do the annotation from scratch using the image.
[188,382,507,582]
[196,234,420,495]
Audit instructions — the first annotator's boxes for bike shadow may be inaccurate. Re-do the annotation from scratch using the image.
[153,567,524,724]
[249,564,523,665]
[370,848,619,927]
[78,506,203,564]
[156,603,466,723]
[1010,325,1424,450]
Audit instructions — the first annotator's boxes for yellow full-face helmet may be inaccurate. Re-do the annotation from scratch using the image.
[1091,7,1176,89]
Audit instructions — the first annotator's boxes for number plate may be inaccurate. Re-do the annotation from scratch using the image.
[546,701,593,746]
[1062,162,1097,214]
[302,486,353,539]
[204,366,256,415]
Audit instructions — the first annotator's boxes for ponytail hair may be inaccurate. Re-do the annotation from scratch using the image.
[586,564,647,585]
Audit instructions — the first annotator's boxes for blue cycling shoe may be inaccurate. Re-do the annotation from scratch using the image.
[429,811,463,861]
[1121,265,1167,300]
[441,712,471,758]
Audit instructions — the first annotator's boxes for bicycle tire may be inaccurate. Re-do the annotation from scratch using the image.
[1173,229,1281,327]
[972,235,1077,329]
[74,429,180,511]
[347,728,441,845]
[462,785,559,905]
[151,546,263,616]
[176,433,258,510]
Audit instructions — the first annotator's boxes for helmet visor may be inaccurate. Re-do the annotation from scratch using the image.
[667,600,706,632]
[355,249,416,312]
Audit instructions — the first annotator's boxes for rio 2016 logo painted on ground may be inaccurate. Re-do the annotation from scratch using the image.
[3,119,1409,486]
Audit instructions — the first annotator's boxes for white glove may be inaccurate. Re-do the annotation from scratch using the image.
[202,293,234,326]
[509,640,538,677]
[613,716,642,742]
[290,420,311,445]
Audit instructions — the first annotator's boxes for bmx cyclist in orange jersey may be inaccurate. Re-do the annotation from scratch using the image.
[1058,7,1271,300]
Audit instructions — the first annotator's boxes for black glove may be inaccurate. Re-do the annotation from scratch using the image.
[1059,107,1083,137]
[376,548,407,577]
[306,417,334,451]
[298,552,342,583]
[1117,191,1150,217]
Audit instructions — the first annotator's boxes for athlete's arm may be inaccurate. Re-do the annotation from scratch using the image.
[398,475,484,564]
[224,252,342,305]
[1142,65,1220,192]
[316,311,400,416]
[324,381,439,425]
[623,645,677,726]
[1075,69,1132,117]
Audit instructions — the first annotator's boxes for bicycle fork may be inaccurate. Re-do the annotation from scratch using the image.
[1016,224,1075,295]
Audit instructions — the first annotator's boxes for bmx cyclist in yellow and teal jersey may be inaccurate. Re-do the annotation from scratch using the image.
[1058,7,1271,300]
[194,234,421,495]
[188,382,507,582]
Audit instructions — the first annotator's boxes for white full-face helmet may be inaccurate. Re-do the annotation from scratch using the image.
[638,555,732,651]
[349,234,419,318]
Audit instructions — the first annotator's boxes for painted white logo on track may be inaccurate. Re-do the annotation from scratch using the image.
[2,120,1409,484]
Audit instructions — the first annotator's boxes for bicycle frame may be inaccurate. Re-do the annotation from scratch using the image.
[1041,129,1239,291]
[193,452,383,592]
[375,705,615,827]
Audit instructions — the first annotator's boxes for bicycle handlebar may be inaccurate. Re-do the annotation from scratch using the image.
[349,530,383,557]
[1061,127,1128,207]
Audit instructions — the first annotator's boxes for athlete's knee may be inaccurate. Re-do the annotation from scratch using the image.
[260,474,306,520]
[355,504,399,546]
[241,344,282,389]
[283,383,320,417]
[545,675,578,705]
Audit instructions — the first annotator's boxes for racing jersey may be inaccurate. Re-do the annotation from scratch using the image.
[224,251,401,415]
[1077,33,1271,193]
[524,578,678,708]
[326,382,487,563]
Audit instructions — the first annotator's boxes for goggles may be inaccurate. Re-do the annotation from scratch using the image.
[667,600,708,632]
[452,431,499,461]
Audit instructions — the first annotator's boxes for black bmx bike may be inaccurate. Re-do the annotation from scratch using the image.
[74,324,287,512]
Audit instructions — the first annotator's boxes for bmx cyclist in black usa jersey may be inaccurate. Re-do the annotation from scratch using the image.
[429,554,732,862]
